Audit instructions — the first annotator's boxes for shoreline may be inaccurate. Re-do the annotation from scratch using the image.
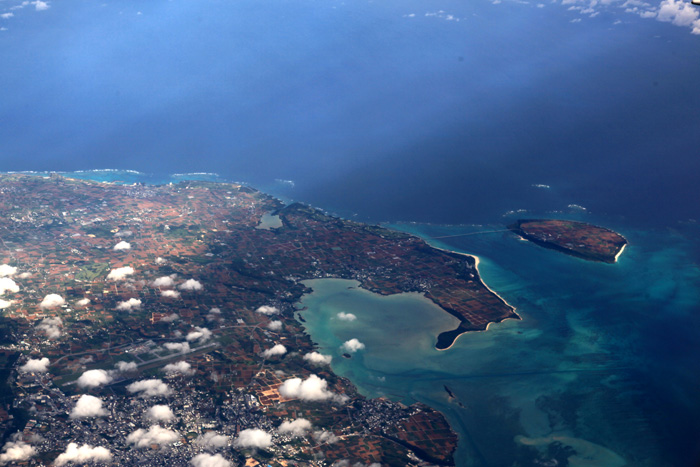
[614,243,627,263]
[428,246,521,351]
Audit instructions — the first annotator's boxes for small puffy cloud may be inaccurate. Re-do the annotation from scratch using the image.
[195,431,229,448]
[279,374,340,402]
[70,395,108,419]
[186,326,212,343]
[160,313,180,323]
[0,437,36,464]
[161,290,181,299]
[33,1,50,11]
[313,430,339,444]
[113,241,131,250]
[163,361,194,376]
[255,305,279,315]
[163,342,190,354]
[337,312,356,322]
[146,405,175,422]
[0,13,14,19]
[0,278,19,296]
[77,369,112,388]
[115,298,142,311]
[0,300,12,309]
[178,279,203,291]
[39,293,64,308]
[155,257,167,265]
[0,265,17,277]
[115,361,137,372]
[126,425,180,448]
[278,418,312,437]
[303,352,332,366]
[76,298,91,307]
[267,320,283,331]
[152,276,175,287]
[261,344,287,358]
[341,338,365,353]
[656,0,699,27]
[126,379,172,398]
[54,443,111,466]
[19,357,49,373]
[233,428,272,449]
[37,317,62,339]
[191,453,232,467]
[206,308,222,321]
[107,266,134,281]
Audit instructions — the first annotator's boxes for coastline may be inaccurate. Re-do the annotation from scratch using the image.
[614,243,627,263]
[428,245,520,351]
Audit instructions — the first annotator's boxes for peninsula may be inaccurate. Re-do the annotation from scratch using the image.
[509,219,627,263]
[0,173,522,466]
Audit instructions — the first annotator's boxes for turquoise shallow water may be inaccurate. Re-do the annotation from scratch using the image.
[296,220,700,466]
[13,170,700,465]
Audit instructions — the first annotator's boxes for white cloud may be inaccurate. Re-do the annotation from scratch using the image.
[0,278,19,295]
[127,425,180,448]
[163,361,194,376]
[107,266,134,281]
[206,308,222,322]
[313,430,339,444]
[33,1,50,11]
[70,395,107,419]
[161,290,181,299]
[337,312,356,322]
[39,293,63,308]
[115,361,137,372]
[195,431,229,448]
[191,453,232,467]
[303,352,332,366]
[0,300,12,309]
[163,342,190,353]
[126,379,172,398]
[152,276,175,287]
[261,344,287,358]
[0,13,14,19]
[0,437,36,464]
[37,317,62,339]
[267,320,282,331]
[115,298,142,311]
[76,298,91,307]
[0,265,16,277]
[19,357,49,373]
[278,418,312,437]
[54,443,111,466]
[113,241,131,250]
[160,313,180,323]
[178,279,203,291]
[656,0,699,26]
[155,257,167,265]
[186,326,212,343]
[255,305,279,315]
[278,374,343,402]
[233,428,272,449]
[146,405,175,422]
[77,369,112,388]
[341,338,365,353]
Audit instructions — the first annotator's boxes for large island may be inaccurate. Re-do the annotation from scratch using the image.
[0,173,520,466]
[509,219,627,263]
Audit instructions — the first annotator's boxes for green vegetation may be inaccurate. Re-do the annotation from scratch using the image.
[75,262,110,282]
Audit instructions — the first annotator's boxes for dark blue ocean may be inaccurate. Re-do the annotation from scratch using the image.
[2,0,700,464]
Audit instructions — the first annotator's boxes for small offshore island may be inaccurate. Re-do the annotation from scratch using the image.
[509,219,627,263]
